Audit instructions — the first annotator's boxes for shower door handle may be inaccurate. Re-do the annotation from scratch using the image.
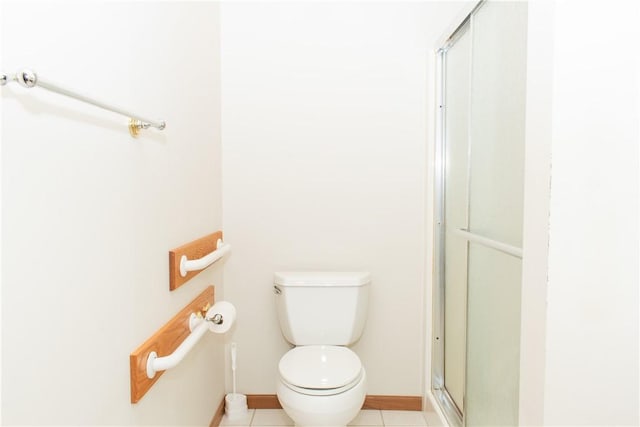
[452,228,523,259]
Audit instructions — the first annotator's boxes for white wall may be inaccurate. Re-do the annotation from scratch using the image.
[221,1,464,396]
[1,1,223,425]
[519,1,554,424]
[521,1,639,425]
[542,0,639,424]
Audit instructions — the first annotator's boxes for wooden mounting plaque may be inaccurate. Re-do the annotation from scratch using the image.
[130,286,215,403]
[169,231,223,291]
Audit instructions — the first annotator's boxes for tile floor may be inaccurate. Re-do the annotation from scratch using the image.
[220,408,428,427]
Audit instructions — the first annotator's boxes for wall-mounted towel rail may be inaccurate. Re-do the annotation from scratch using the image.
[129,286,236,403]
[180,238,231,277]
[146,318,211,378]
[130,286,213,403]
[451,228,523,258]
[1,69,165,137]
[146,301,236,379]
[169,231,228,291]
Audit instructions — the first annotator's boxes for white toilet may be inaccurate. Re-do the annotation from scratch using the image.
[274,271,370,427]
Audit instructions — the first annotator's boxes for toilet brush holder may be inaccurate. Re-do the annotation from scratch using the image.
[225,393,248,420]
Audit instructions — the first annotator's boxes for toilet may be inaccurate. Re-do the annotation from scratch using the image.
[273,271,370,427]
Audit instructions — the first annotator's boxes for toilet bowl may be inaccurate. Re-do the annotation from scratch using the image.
[273,271,371,427]
[276,345,366,427]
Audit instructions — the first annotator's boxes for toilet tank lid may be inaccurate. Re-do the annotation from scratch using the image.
[274,271,371,286]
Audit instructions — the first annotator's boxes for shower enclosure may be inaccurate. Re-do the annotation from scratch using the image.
[432,1,527,425]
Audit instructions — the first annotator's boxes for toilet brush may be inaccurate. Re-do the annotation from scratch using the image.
[225,342,248,419]
[232,342,238,396]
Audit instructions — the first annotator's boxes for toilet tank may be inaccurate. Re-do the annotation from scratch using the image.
[274,271,370,346]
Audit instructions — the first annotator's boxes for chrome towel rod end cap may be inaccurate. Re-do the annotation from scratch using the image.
[16,69,37,88]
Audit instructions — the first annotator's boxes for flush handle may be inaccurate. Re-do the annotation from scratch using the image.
[273,285,282,295]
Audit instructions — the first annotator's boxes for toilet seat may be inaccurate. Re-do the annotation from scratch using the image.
[279,345,364,396]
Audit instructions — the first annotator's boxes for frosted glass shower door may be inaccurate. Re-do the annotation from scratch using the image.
[436,1,527,426]
[443,25,471,414]
[464,2,527,426]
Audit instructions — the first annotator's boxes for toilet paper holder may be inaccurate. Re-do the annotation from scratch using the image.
[189,304,226,330]
[191,302,225,329]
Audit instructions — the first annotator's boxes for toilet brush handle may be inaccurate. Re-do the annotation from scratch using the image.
[231,342,237,371]
[231,342,238,396]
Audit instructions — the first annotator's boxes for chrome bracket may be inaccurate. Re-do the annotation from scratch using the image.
[128,118,151,138]
[207,313,224,325]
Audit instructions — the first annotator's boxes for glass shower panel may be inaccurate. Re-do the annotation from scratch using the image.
[464,2,527,426]
[468,1,527,247]
[443,26,471,413]
[465,243,522,426]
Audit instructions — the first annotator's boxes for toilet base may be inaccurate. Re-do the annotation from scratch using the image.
[276,369,366,427]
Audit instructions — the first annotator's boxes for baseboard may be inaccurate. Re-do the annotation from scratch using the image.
[363,395,422,411]
[245,394,422,411]
[247,394,283,409]
[209,397,226,427]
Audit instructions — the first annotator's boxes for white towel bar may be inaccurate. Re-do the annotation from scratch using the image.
[180,238,230,277]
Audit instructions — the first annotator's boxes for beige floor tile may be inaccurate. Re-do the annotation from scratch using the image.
[251,409,294,426]
[220,408,255,426]
[381,410,428,426]
[348,409,384,426]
